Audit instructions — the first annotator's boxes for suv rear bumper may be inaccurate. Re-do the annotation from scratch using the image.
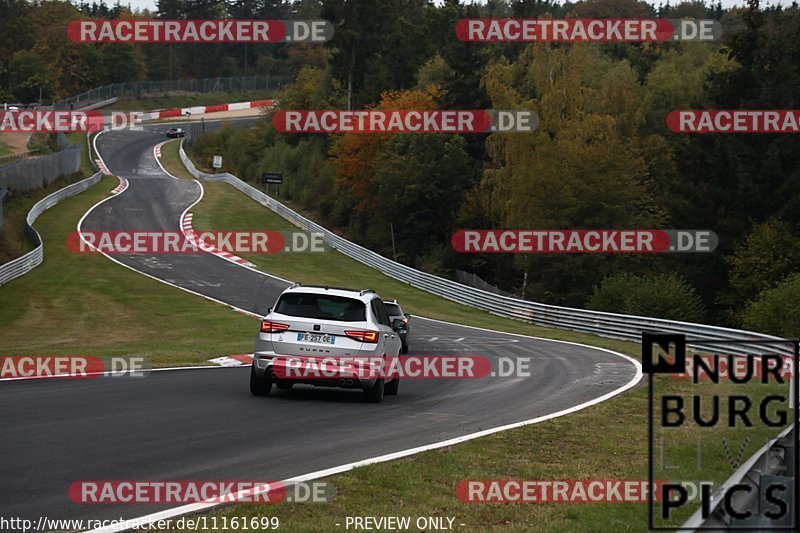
[253,352,380,389]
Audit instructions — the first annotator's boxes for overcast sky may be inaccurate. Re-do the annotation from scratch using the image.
[118,0,796,15]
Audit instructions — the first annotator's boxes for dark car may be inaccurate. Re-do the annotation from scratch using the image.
[166,127,185,138]
[384,300,411,353]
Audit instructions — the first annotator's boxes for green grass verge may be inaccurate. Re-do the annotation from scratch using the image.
[0,139,11,156]
[186,179,637,357]
[0,175,258,366]
[161,148,641,356]
[157,373,787,532]
[159,148,639,354]
[108,91,275,112]
[171,385,647,533]
[159,140,195,180]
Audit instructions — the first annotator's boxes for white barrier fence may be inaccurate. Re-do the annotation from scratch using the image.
[0,173,101,287]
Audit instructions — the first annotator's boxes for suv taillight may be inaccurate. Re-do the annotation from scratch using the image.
[260,320,290,333]
[345,330,379,343]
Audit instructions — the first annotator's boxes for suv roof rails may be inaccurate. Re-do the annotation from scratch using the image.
[290,283,360,292]
[359,289,375,296]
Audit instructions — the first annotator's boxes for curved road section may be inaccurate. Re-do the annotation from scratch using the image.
[0,123,641,528]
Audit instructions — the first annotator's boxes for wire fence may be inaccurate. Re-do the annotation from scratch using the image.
[0,133,81,230]
[0,150,40,167]
[0,173,101,287]
[0,145,81,193]
[52,75,291,110]
[454,269,518,298]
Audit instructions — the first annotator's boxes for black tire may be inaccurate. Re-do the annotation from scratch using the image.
[250,366,272,396]
[401,341,409,354]
[364,377,385,403]
[385,377,400,395]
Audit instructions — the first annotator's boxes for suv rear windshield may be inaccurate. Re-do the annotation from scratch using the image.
[274,293,366,322]
[385,303,402,316]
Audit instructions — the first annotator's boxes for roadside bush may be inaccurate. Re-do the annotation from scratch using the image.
[740,273,800,337]
[725,218,800,307]
[585,272,640,314]
[587,272,706,322]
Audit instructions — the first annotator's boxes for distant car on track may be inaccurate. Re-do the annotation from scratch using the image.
[166,127,185,138]
[384,300,411,353]
[251,284,404,402]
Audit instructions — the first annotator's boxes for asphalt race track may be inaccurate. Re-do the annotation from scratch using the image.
[0,122,640,527]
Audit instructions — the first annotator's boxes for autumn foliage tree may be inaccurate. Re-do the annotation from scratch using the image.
[329,86,476,264]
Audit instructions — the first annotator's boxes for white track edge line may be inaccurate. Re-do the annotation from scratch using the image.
[152,141,177,181]
[88,352,641,533]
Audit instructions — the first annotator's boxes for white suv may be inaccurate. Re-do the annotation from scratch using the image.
[250,284,404,402]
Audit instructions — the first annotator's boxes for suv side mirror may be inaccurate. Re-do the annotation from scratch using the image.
[404,313,411,320]
[391,318,405,331]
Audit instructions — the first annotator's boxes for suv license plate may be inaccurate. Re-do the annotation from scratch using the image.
[297,333,335,344]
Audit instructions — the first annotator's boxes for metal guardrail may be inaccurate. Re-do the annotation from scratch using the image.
[177,141,790,358]
[0,173,101,287]
[681,424,796,531]
[79,97,118,111]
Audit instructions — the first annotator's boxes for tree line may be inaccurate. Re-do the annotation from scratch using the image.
[0,0,315,103]
[190,0,800,336]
